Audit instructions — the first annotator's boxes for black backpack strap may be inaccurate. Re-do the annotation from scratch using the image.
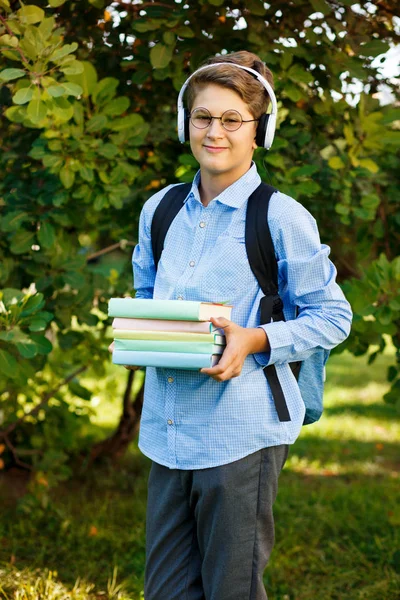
[245,183,291,422]
[151,183,192,269]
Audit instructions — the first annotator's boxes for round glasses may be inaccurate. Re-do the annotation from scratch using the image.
[190,107,259,132]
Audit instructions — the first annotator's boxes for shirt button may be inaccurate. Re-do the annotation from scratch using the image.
[189,260,195,267]
[167,376,174,383]
[199,221,206,228]
[167,419,173,425]
[177,295,184,300]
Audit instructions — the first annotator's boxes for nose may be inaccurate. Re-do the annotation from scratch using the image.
[206,117,224,138]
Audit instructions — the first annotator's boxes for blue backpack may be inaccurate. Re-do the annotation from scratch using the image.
[151,182,328,425]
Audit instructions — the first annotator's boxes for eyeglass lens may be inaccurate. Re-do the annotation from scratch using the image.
[190,108,243,132]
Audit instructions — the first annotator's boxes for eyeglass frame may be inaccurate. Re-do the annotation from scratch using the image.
[189,107,259,132]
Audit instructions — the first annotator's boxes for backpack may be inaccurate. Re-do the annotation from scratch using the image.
[150,182,327,425]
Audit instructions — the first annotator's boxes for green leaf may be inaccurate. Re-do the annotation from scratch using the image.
[2,288,25,307]
[150,44,173,69]
[59,165,75,189]
[110,113,145,132]
[16,340,37,359]
[10,231,36,254]
[328,156,345,170]
[49,0,67,6]
[287,64,314,85]
[102,96,130,116]
[63,271,85,288]
[360,194,380,211]
[61,81,83,97]
[47,84,67,98]
[92,77,119,105]
[68,379,92,400]
[247,0,266,15]
[27,98,47,124]
[51,96,74,122]
[17,5,45,24]
[360,40,390,58]
[67,61,98,97]
[86,114,108,132]
[0,328,31,344]
[0,34,19,48]
[98,143,119,159]
[12,86,34,105]
[175,26,194,38]
[5,105,25,123]
[60,60,84,75]
[50,42,78,63]
[38,221,56,249]
[309,0,329,14]
[163,31,175,45]
[21,293,45,317]
[358,158,379,174]
[79,166,94,182]
[377,306,392,326]
[1,211,30,232]
[31,333,53,355]
[0,68,26,81]
[0,0,10,10]
[280,52,293,70]
[0,348,19,379]
[283,83,303,102]
[28,317,49,331]
[207,0,224,5]
[93,194,108,211]
[38,17,56,40]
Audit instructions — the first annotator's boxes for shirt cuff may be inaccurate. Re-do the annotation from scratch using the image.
[253,322,294,367]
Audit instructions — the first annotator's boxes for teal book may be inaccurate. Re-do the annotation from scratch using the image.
[108,298,232,321]
[114,339,225,354]
[112,350,220,370]
[112,330,225,345]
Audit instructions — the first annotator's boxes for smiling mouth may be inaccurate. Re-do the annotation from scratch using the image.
[203,145,227,150]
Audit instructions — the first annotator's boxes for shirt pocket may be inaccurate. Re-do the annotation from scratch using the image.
[197,230,257,302]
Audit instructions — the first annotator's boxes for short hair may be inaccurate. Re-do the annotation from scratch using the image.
[186,51,274,119]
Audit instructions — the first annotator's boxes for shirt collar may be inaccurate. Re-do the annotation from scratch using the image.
[186,162,261,208]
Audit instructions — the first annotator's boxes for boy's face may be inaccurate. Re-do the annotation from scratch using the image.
[189,83,257,183]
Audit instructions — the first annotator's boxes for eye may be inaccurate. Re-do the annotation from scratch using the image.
[222,111,242,124]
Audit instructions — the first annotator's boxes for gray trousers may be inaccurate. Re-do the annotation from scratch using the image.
[144,445,289,600]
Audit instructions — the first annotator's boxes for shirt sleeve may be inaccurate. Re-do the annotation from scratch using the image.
[132,185,175,299]
[253,195,352,367]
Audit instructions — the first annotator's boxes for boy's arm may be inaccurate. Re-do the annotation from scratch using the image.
[254,195,352,367]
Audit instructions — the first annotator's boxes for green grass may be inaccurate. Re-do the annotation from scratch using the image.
[0,348,399,600]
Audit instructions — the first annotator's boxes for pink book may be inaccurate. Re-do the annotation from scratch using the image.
[112,317,218,334]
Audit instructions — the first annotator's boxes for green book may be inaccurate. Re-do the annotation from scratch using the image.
[113,329,225,344]
[114,339,225,355]
[108,298,232,321]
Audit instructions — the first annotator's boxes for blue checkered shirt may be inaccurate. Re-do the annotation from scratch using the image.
[132,164,352,469]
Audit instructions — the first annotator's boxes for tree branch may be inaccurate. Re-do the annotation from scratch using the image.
[86,240,135,262]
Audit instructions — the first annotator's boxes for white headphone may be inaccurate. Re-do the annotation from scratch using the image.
[177,62,277,150]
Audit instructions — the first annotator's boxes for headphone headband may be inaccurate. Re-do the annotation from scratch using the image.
[177,61,277,149]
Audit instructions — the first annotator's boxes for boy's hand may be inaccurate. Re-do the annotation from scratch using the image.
[108,340,139,371]
[200,317,270,382]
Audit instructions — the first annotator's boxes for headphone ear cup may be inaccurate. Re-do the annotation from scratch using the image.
[184,108,190,142]
[256,114,269,148]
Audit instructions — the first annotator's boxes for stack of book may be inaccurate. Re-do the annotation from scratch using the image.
[108,298,233,370]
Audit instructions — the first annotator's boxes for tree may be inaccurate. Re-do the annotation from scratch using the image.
[0,0,399,482]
